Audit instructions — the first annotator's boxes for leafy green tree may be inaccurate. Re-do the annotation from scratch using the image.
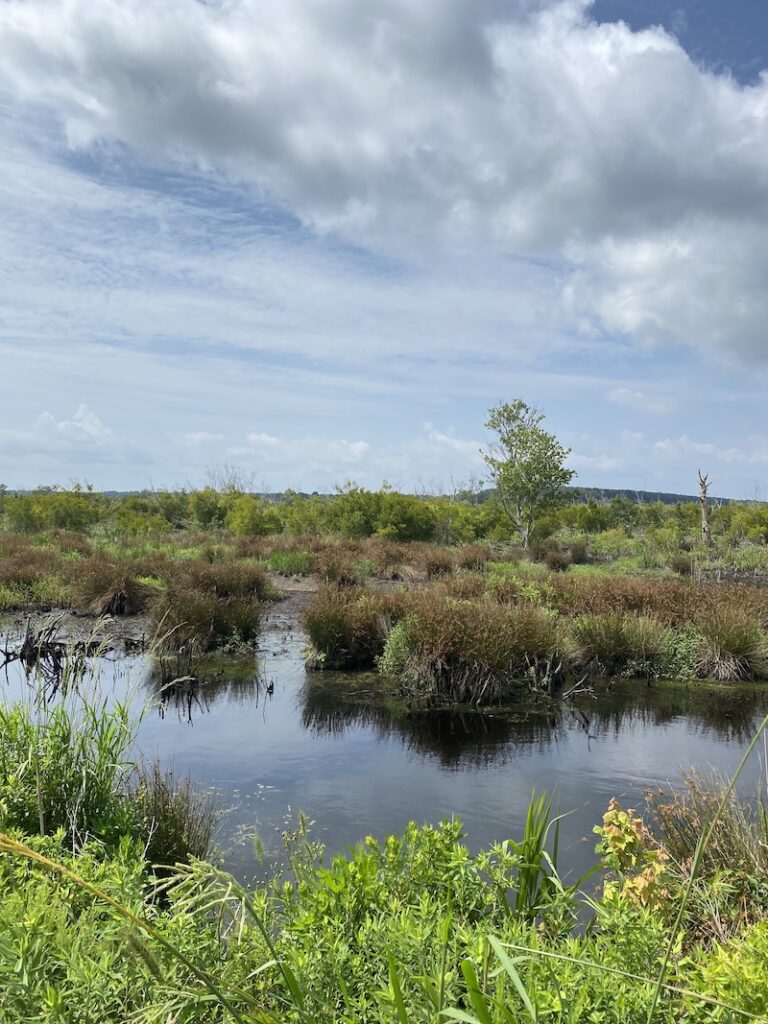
[482,400,574,548]
[226,494,283,536]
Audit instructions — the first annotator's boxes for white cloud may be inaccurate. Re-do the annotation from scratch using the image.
[606,387,674,414]
[1,0,767,361]
[0,405,149,478]
[424,423,483,461]
[0,404,114,456]
[569,452,622,472]
[652,435,768,465]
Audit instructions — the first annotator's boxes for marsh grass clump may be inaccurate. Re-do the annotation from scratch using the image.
[569,613,668,677]
[314,548,362,587]
[145,559,272,652]
[694,608,768,681]
[130,761,219,872]
[421,547,454,579]
[177,560,272,600]
[543,547,572,573]
[304,585,403,669]
[150,589,265,652]
[382,593,563,705]
[0,545,68,609]
[71,557,156,615]
[669,552,694,577]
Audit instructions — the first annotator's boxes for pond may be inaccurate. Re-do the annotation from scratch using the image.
[3,604,768,884]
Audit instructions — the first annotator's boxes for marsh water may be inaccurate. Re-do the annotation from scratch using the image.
[2,604,768,883]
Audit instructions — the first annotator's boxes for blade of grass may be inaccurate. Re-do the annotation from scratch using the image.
[460,960,494,1024]
[488,937,538,1022]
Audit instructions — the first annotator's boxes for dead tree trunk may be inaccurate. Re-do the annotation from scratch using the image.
[698,470,711,547]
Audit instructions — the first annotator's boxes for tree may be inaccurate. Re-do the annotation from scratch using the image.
[481,400,575,548]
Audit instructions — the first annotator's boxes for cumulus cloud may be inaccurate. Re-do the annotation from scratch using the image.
[1,0,767,360]
[424,424,483,461]
[0,404,113,455]
[0,404,147,471]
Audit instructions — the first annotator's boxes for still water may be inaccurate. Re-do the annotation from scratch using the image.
[3,607,768,882]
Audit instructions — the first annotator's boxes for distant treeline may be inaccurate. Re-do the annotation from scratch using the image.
[0,482,764,545]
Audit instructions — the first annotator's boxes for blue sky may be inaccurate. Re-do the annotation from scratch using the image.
[1,0,767,497]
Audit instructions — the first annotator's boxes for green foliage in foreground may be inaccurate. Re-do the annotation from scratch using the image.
[2,807,768,1023]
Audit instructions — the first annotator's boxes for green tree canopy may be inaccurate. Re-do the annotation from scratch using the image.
[482,400,575,547]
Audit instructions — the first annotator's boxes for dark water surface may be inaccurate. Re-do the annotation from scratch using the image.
[3,609,768,883]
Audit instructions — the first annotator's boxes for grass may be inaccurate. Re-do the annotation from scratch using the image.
[265,549,315,575]
[304,585,404,668]
[694,609,768,681]
[569,613,669,677]
[304,572,768,699]
[130,761,220,872]
[380,592,563,704]
[646,770,768,878]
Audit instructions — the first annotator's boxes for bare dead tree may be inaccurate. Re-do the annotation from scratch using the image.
[698,469,711,547]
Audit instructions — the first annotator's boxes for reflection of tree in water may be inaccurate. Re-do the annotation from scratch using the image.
[302,677,768,767]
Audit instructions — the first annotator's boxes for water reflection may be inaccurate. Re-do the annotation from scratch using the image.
[300,675,768,764]
[142,656,270,723]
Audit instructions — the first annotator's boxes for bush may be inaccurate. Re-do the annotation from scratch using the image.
[543,548,572,572]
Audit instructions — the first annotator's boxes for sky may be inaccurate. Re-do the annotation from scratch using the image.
[1,0,767,497]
